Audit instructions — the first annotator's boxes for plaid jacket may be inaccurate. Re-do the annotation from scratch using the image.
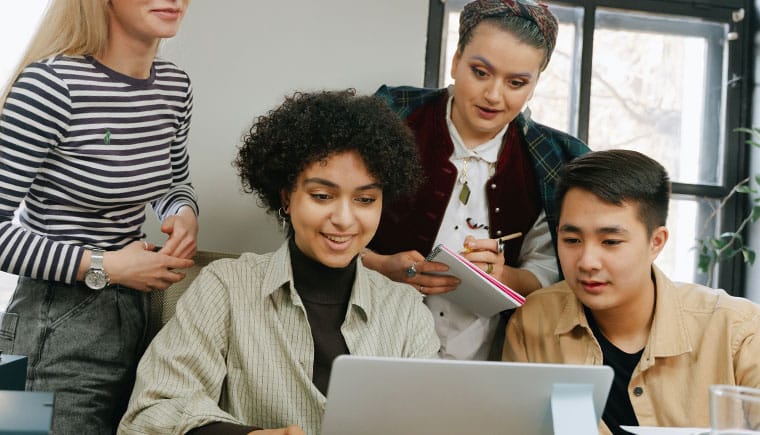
[374,85,590,257]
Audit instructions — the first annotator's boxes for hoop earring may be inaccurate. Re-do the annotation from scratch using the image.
[277,207,289,232]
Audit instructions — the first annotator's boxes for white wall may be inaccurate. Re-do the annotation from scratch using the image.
[145,0,430,254]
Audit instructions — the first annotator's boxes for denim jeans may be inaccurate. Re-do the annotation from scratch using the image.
[0,277,149,435]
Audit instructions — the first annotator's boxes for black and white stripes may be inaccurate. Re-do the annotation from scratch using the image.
[0,55,198,283]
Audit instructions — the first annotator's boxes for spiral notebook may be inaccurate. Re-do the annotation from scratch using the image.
[425,243,525,317]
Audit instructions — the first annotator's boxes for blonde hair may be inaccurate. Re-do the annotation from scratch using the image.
[0,0,110,106]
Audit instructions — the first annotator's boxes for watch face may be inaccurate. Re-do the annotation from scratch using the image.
[85,270,107,290]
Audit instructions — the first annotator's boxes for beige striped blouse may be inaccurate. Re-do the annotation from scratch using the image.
[118,241,440,435]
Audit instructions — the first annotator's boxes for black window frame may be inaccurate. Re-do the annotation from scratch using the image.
[424,0,755,296]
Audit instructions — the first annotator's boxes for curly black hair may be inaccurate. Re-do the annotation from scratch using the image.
[234,89,420,219]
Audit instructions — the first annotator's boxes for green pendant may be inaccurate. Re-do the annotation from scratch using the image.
[459,182,470,205]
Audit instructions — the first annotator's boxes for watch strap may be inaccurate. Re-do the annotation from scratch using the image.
[90,248,105,271]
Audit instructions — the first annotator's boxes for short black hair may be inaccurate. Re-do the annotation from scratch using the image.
[234,89,420,224]
[555,149,671,234]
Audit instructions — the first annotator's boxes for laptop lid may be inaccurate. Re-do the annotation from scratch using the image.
[0,391,54,435]
[321,356,613,435]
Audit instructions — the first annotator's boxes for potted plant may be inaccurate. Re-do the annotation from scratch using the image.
[696,127,760,286]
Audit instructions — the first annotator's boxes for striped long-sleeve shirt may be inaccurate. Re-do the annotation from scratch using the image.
[0,55,198,284]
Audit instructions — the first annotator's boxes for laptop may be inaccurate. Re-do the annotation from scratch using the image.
[0,390,54,435]
[321,356,613,435]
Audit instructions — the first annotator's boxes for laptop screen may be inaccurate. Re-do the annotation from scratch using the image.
[321,356,613,435]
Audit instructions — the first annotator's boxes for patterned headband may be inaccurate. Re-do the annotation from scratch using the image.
[459,0,558,65]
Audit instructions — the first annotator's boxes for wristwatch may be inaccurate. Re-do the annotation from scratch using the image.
[84,248,110,290]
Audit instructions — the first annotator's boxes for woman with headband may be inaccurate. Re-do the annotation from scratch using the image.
[363,0,589,360]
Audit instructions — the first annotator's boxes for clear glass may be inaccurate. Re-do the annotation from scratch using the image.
[656,197,717,286]
[589,8,728,186]
[441,10,460,87]
[710,385,760,434]
[438,5,723,288]
[527,5,582,136]
[440,5,729,186]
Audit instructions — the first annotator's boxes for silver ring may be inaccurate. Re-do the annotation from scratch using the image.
[419,285,425,294]
[143,241,149,250]
[406,263,417,278]
[497,239,505,254]
[486,263,493,274]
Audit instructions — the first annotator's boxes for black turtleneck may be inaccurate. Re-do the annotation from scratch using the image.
[289,237,355,396]
[188,240,358,435]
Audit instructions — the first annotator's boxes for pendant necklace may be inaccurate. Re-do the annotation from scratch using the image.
[458,158,472,205]
[458,157,497,206]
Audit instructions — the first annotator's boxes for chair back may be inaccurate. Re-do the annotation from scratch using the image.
[147,250,238,339]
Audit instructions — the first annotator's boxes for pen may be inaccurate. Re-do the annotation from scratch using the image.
[495,232,522,255]
[497,232,522,242]
[461,232,524,255]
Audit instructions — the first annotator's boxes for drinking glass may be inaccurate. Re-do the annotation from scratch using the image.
[710,384,760,434]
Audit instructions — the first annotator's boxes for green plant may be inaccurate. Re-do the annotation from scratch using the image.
[696,127,760,285]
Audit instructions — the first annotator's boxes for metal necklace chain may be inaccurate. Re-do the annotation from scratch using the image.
[457,157,496,205]
[459,157,472,185]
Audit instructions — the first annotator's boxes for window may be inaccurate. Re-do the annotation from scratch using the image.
[426,0,753,295]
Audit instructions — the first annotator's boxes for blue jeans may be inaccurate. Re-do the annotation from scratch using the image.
[0,277,149,435]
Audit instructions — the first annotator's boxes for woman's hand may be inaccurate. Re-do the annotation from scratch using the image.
[102,241,194,292]
[460,236,542,296]
[159,205,198,259]
[361,249,460,295]
[461,235,505,279]
[249,426,305,435]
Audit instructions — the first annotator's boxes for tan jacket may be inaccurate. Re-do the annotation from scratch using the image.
[504,266,760,433]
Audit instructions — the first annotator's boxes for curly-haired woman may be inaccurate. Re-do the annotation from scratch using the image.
[118,90,440,435]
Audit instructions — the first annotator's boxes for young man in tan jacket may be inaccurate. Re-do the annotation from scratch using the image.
[504,149,760,434]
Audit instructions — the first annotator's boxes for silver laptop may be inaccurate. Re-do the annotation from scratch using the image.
[321,356,613,435]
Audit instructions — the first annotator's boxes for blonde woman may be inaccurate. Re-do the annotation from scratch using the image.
[0,1,197,433]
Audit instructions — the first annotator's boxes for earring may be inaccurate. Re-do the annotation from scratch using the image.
[277,207,288,232]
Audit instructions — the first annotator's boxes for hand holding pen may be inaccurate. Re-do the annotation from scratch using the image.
[461,232,522,276]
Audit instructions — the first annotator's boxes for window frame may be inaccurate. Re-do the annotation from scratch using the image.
[424,0,755,296]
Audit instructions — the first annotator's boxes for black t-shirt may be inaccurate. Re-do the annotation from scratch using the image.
[585,307,643,435]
